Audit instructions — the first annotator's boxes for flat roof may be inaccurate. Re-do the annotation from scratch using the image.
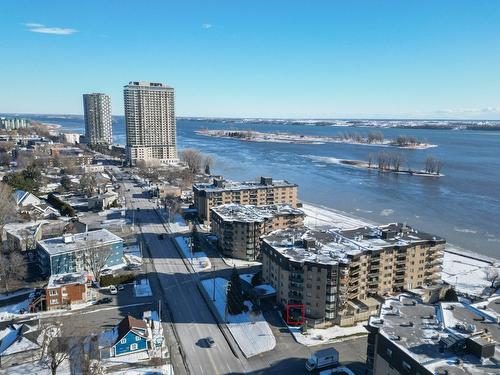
[193,177,297,193]
[368,295,500,375]
[262,227,362,266]
[211,203,304,223]
[47,272,89,288]
[38,229,123,256]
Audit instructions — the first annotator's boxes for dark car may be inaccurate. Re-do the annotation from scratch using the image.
[96,297,112,305]
[205,337,215,347]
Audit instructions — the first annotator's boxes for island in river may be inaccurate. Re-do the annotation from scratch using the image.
[195,129,437,149]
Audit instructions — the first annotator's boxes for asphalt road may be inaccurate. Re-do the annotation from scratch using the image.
[115,168,368,375]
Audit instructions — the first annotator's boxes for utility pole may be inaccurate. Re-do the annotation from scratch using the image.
[158,299,161,323]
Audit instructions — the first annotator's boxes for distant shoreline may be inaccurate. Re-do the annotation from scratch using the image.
[195,129,438,149]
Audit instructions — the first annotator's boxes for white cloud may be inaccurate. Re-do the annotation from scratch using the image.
[24,22,77,35]
[201,23,213,29]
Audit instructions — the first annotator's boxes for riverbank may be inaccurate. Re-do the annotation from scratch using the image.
[301,201,499,297]
[195,129,437,149]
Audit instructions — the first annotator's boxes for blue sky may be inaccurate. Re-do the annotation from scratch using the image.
[1,1,499,119]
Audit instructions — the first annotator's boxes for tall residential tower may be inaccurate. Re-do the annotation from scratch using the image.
[124,81,177,165]
[82,93,112,145]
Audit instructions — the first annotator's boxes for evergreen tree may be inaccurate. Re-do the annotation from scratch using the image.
[251,270,262,286]
[227,267,245,315]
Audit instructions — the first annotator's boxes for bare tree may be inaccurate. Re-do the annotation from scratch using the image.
[0,182,16,237]
[180,149,203,175]
[39,323,75,375]
[80,173,97,197]
[0,252,27,293]
[484,267,499,290]
[76,336,103,375]
[390,153,405,172]
[367,131,384,144]
[204,155,214,175]
[83,245,112,285]
[367,153,374,168]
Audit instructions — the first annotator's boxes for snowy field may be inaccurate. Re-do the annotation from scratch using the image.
[201,277,276,357]
[289,322,368,346]
[441,251,499,297]
[302,202,375,230]
[175,236,211,272]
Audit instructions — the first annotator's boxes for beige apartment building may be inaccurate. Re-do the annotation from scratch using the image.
[193,176,298,224]
[211,203,305,261]
[124,81,177,165]
[261,223,445,327]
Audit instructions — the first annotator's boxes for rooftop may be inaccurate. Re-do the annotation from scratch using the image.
[338,222,446,251]
[194,176,297,193]
[38,229,123,256]
[125,81,173,89]
[368,295,500,375]
[211,203,304,223]
[47,272,90,289]
[262,227,361,266]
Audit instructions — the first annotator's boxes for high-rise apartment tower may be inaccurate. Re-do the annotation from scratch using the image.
[82,93,112,145]
[124,81,177,165]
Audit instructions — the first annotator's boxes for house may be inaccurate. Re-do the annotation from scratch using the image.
[112,316,151,357]
[88,191,119,211]
[37,229,124,276]
[43,272,96,311]
[2,221,46,252]
[0,324,41,368]
[13,190,41,207]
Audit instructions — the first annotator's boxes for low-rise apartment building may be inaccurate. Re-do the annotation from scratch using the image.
[261,223,445,327]
[193,176,298,223]
[37,229,124,276]
[366,294,500,375]
[44,272,96,311]
[211,203,305,261]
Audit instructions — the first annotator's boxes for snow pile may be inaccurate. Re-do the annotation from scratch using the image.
[0,297,30,320]
[289,322,368,346]
[222,257,261,268]
[201,278,276,357]
[168,214,189,233]
[134,279,153,297]
[441,251,499,297]
[239,273,254,285]
[175,236,211,272]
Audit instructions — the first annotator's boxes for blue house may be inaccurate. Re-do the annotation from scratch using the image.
[113,316,151,357]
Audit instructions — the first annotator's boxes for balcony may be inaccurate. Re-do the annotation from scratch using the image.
[289,283,303,292]
[289,274,304,283]
[288,291,303,300]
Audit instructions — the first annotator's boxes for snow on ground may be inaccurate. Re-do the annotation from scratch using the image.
[108,364,174,375]
[201,277,276,357]
[168,214,189,233]
[0,297,30,320]
[320,367,355,375]
[254,284,276,296]
[134,279,153,297]
[302,202,375,230]
[441,251,499,297]
[2,359,71,374]
[239,273,254,285]
[289,322,368,346]
[222,256,261,268]
[175,236,211,272]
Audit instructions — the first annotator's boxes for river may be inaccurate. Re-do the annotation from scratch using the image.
[27,115,500,259]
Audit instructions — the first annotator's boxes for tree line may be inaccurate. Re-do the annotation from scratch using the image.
[367,152,443,174]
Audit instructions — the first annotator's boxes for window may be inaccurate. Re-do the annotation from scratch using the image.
[49,290,58,296]
[135,335,141,341]
[386,348,392,357]
[50,299,59,304]
[130,343,138,351]
[402,361,411,371]
[120,338,126,344]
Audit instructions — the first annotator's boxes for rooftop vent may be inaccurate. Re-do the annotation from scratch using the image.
[62,234,74,244]
[400,322,414,327]
[388,335,400,341]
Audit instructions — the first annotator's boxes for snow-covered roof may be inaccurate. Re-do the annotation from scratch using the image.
[212,203,304,223]
[38,229,123,256]
[0,324,39,357]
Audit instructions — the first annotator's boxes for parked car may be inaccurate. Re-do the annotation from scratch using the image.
[101,268,113,276]
[109,285,118,294]
[125,263,142,271]
[205,337,216,348]
[117,284,125,291]
[96,297,112,305]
